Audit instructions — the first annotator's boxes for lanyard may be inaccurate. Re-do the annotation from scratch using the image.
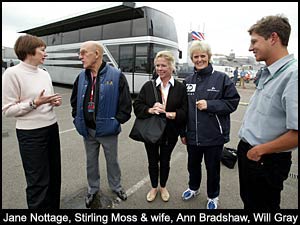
[89,74,97,102]
[262,59,296,88]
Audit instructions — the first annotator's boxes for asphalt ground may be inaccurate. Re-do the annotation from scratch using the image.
[2,81,298,209]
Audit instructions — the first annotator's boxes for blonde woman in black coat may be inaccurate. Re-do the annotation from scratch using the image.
[133,51,187,202]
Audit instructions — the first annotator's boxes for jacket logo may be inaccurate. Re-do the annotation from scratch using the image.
[207,86,220,92]
[105,80,113,85]
[186,84,196,92]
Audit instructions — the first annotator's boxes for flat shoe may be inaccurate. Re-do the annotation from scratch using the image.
[146,189,158,202]
[160,188,170,202]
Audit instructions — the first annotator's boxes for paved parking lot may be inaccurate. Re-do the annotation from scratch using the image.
[2,81,298,209]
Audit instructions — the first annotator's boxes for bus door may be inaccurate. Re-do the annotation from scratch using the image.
[119,45,135,93]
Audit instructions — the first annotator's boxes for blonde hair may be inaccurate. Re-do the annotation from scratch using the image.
[154,51,176,73]
[189,40,212,62]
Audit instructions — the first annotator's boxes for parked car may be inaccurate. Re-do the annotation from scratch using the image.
[177,65,194,79]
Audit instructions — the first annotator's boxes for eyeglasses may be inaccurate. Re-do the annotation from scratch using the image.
[78,49,94,57]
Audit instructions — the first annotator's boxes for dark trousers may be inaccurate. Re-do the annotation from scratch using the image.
[237,140,292,210]
[187,144,223,199]
[144,140,177,188]
[16,123,61,209]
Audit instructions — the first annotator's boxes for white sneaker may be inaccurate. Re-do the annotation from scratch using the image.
[182,188,200,201]
[207,197,219,209]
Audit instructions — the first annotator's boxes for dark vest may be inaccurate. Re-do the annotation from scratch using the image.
[73,64,121,137]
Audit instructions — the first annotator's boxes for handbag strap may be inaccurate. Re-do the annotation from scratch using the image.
[151,80,159,102]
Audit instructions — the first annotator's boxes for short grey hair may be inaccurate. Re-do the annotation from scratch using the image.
[189,40,212,62]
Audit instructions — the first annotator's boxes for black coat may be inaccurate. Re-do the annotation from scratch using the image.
[133,79,187,142]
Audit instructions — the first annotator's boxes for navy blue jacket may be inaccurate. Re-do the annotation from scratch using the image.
[184,64,240,146]
[71,63,131,138]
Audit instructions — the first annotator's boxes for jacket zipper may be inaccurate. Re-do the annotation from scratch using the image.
[215,114,223,134]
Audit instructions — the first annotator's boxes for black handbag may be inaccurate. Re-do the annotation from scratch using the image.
[129,81,167,144]
[221,147,237,169]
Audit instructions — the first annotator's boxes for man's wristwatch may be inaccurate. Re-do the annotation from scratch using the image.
[29,100,37,109]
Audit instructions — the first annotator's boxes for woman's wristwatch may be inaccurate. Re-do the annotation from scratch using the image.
[29,100,37,109]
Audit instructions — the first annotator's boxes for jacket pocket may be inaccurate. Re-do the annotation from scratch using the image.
[73,117,86,136]
[96,117,121,136]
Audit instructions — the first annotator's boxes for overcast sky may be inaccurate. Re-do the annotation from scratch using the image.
[2,2,298,62]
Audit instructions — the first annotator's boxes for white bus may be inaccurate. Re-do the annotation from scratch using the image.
[19,2,181,93]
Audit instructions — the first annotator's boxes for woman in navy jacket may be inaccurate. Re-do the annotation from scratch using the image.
[133,51,187,202]
[181,41,240,209]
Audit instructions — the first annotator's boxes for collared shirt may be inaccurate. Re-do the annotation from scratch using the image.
[238,54,298,150]
[155,76,175,105]
[240,70,246,77]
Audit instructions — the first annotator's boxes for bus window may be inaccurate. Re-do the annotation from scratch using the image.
[135,44,148,73]
[135,56,147,73]
[103,20,131,39]
[107,45,119,65]
[132,18,148,36]
[147,8,178,43]
[102,55,110,63]
[119,45,134,72]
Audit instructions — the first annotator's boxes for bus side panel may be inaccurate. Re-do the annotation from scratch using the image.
[45,66,81,85]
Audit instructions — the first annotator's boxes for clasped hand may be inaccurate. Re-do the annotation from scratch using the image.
[149,102,165,114]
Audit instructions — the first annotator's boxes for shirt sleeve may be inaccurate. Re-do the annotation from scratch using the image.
[70,75,79,118]
[115,73,132,124]
[283,71,298,130]
[2,70,32,117]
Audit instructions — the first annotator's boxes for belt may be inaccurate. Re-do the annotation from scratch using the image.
[240,138,253,149]
[241,138,252,145]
